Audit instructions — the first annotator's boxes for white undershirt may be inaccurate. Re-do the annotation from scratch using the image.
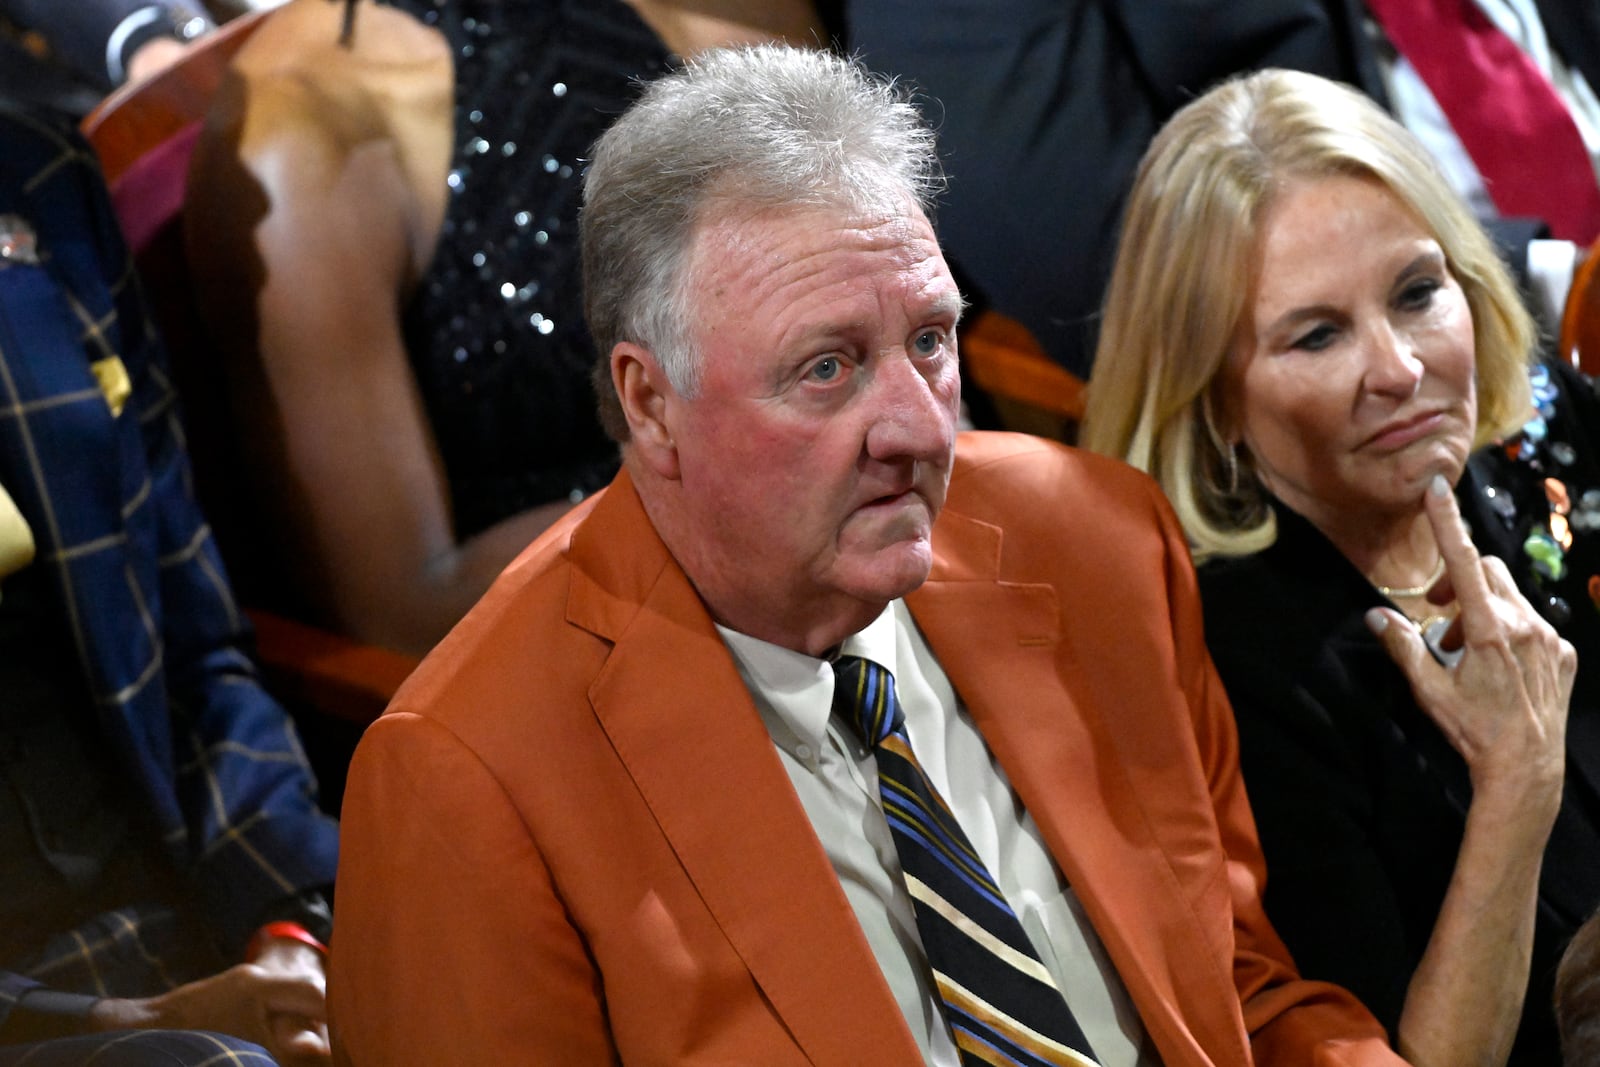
[717,601,1157,1067]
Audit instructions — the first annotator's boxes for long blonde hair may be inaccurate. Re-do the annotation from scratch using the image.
[1079,68,1536,561]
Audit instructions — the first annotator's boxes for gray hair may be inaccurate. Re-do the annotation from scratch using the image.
[581,44,944,441]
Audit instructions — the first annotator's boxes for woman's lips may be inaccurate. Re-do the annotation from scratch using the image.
[1363,410,1447,452]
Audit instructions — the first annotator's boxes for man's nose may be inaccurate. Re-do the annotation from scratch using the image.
[864,351,956,462]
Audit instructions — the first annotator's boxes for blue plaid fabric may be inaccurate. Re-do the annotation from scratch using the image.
[0,104,338,1030]
[0,1027,274,1066]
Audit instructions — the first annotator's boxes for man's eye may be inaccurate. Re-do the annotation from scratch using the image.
[912,331,942,355]
[809,357,842,381]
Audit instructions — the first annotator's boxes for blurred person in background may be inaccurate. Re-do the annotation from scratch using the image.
[185,0,829,657]
[0,102,337,1067]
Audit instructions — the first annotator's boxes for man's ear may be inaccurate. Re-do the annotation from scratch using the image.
[613,342,681,480]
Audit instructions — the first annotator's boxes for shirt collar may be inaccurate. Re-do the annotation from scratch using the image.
[717,603,901,759]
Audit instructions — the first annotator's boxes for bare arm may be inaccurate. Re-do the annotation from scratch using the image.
[625,0,826,55]
[1367,477,1573,1067]
[189,58,575,656]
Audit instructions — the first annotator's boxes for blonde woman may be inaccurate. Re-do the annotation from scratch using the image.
[1083,68,1600,1066]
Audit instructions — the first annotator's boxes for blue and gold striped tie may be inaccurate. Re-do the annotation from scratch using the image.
[833,655,1100,1067]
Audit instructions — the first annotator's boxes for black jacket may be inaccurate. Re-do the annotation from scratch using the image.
[1199,359,1600,1064]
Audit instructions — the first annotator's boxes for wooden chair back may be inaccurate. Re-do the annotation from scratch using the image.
[960,310,1087,441]
[1562,242,1600,377]
[81,10,267,187]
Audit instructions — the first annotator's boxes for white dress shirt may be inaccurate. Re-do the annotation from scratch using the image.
[717,601,1157,1067]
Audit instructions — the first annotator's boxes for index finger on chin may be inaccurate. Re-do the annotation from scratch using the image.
[1423,473,1493,624]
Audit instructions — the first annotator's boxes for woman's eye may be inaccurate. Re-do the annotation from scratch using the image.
[912,330,942,356]
[1398,278,1441,311]
[1292,324,1337,352]
[808,356,842,382]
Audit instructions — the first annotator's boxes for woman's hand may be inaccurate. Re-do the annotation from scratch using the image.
[1365,473,1572,818]
[1365,473,1574,1067]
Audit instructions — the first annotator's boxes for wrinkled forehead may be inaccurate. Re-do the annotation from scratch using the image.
[685,188,945,281]
[688,197,954,317]
[696,174,922,234]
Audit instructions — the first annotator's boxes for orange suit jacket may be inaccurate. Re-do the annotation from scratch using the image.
[329,432,1404,1066]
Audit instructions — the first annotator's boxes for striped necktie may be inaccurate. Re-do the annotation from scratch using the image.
[832,655,1100,1067]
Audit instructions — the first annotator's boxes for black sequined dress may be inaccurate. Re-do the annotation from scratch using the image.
[390,0,669,538]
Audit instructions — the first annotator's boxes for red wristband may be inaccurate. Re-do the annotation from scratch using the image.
[245,920,328,962]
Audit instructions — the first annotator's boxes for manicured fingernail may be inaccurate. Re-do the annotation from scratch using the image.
[1365,608,1389,634]
[1429,474,1450,498]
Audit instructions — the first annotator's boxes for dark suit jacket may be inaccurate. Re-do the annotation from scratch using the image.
[843,0,1596,377]
[330,432,1403,1066]
[844,0,1375,378]
[1535,0,1600,105]
[0,105,337,1026]
[0,0,208,91]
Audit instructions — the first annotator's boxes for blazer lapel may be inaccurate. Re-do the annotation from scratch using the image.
[908,509,1247,1065]
[576,477,922,1064]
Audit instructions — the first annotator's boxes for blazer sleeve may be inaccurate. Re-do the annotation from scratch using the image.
[1198,533,1479,1050]
[329,712,616,1066]
[1210,647,1423,1044]
[1150,486,1406,1064]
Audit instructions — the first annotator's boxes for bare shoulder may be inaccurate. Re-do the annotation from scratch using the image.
[208,0,451,192]
[190,0,453,280]
[628,0,826,54]
[237,0,450,80]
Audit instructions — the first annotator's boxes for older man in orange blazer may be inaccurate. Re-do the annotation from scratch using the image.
[328,45,1407,1067]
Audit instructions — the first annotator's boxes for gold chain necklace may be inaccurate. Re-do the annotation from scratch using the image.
[1373,553,1445,599]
